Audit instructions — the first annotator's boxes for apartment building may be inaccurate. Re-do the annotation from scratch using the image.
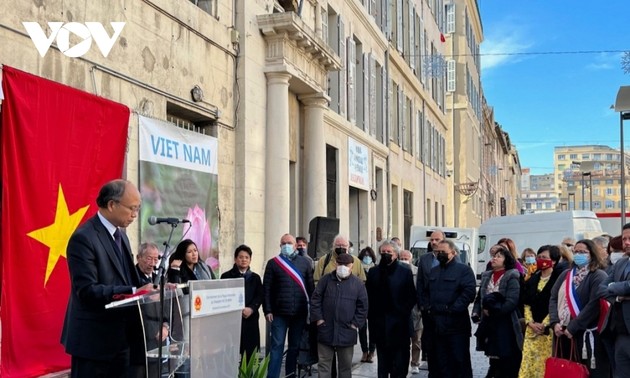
[555,145,628,212]
[521,168,558,213]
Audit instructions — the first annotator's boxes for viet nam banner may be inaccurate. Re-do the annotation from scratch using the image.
[0,66,130,377]
[138,116,219,272]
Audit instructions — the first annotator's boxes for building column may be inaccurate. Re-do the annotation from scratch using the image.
[265,72,292,260]
[300,93,329,234]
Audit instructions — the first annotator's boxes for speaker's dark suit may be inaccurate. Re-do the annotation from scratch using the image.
[61,214,139,362]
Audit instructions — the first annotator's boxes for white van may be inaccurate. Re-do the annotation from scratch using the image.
[409,226,479,278]
[477,211,603,276]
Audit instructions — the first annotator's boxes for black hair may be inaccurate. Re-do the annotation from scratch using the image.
[495,246,516,270]
[170,239,197,264]
[537,245,561,264]
[358,246,376,261]
[234,244,253,258]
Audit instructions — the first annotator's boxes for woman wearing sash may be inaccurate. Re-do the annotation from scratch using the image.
[549,239,609,377]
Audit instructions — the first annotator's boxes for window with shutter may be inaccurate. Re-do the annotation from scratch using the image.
[447,59,456,92]
[339,19,346,117]
[396,0,403,51]
[363,53,370,132]
[446,3,455,33]
[397,86,403,146]
[369,54,377,137]
[347,37,356,123]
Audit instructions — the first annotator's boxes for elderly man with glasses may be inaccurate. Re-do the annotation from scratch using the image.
[313,234,366,284]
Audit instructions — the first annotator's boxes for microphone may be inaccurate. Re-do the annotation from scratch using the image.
[148,216,191,225]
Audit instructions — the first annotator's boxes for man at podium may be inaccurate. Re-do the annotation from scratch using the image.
[60,179,155,377]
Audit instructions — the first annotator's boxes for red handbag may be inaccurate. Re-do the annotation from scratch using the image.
[544,338,589,378]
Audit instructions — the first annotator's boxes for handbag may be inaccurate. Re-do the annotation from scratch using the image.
[544,337,589,378]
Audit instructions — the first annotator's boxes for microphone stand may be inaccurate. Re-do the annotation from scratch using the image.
[154,222,179,378]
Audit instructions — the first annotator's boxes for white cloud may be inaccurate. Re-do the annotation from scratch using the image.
[585,52,622,71]
[481,22,534,71]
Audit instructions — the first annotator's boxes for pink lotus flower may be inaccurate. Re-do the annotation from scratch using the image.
[184,205,212,261]
[205,256,220,273]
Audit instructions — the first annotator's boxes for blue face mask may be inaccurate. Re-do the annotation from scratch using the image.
[573,254,590,267]
[281,244,296,259]
[362,256,373,265]
[525,256,536,265]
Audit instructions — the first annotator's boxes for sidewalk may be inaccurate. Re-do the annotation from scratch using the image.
[291,323,489,378]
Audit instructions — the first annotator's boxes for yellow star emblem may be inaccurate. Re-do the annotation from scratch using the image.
[27,184,89,286]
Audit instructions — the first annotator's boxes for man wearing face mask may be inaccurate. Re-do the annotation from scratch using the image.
[419,240,476,378]
[310,253,368,378]
[263,234,315,378]
[314,235,366,284]
[296,236,315,271]
[366,240,417,377]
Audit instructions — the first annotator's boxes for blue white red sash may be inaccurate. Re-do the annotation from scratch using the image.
[566,267,583,318]
[274,255,309,302]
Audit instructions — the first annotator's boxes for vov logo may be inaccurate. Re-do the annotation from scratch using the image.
[22,22,126,58]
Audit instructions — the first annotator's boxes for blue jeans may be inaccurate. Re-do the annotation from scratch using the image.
[267,314,306,378]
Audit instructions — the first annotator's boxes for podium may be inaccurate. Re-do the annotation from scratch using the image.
[107,278,244,377]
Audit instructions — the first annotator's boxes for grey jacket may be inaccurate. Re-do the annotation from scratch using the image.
[473,269,524,351]
[549,266,607,336]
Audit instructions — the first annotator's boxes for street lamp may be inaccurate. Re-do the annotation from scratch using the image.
[568,192,576,210]
[583,172,592,211]
[614,86,630,226]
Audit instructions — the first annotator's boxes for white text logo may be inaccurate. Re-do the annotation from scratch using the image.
[23,22,126,58]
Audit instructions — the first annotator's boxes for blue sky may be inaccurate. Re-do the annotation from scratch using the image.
[478,1,630,175]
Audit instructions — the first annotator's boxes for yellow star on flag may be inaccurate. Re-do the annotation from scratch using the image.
[27,184,89,286]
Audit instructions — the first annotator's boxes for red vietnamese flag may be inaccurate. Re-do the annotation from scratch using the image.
[0,66,130,377]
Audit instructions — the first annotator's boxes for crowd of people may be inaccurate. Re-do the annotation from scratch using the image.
[63,180,630,378]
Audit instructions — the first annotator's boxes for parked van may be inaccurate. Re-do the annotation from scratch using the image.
[477,211,603,276]
[595,212,628,236]
[409,226,479,278]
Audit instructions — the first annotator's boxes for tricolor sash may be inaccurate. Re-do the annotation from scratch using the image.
[566,267,583,318]
[274,255,309,302]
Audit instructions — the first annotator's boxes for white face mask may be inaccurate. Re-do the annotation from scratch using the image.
[336,265,351,279]
[611,252,625,265]
[400,260,410,265]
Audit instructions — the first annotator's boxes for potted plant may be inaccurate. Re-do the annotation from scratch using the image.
[238,349,269,378]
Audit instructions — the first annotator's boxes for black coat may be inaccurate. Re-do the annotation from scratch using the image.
[310,272,368,347]
[520,268,561,323]
[420,259,476,336]
[263,255,314,317]
[221,264,264,357]
[366,261,417,347]
[473,269,524,357]
[167,260,215,284]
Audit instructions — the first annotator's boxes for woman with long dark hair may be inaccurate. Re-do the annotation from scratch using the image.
[167,239,216,283]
